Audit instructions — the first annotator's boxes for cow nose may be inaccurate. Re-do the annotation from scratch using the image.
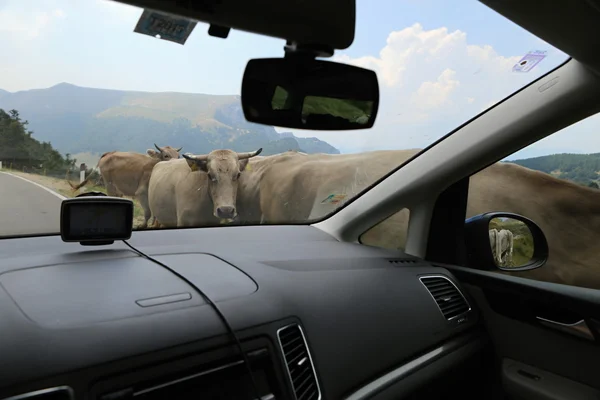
[216,206,236,218]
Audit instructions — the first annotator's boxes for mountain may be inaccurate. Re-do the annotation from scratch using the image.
[508,153,600,186]
[0,83,340,158]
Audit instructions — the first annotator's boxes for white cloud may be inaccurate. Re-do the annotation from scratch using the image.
[411,68,459,110]
[287,23,562,153]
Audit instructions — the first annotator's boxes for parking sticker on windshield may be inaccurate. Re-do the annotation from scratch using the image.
[513,50,547,73]
[320,194,347,205]
[134,9,197,45]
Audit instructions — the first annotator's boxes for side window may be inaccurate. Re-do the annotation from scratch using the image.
[360,208,410,251]
[467,113,600,290]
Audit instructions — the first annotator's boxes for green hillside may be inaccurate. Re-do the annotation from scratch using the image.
[0,109,73,175]
[508,153,600,187]
[0,83,340,157]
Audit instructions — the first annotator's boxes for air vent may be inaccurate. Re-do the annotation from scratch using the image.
[388,259,418,265]
[419,275,470,320]
[3,386,74,400]
[277,324,321,400]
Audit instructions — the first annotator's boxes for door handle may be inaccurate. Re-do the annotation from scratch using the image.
[536,316,595,341]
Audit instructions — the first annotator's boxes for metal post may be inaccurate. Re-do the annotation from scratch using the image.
[80,170,86,193]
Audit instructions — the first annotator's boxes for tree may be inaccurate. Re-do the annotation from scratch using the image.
[0,108,71,173]
[588,181,599,189]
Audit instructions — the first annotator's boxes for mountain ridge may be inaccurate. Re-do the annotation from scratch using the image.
[0,83,340,157]
[508,152,600,187]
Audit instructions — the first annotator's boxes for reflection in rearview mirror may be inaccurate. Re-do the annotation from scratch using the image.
[488,217,534,268]
[242,58,379,130]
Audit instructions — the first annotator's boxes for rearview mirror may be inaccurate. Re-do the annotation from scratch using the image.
[464,212,549,271]
[241,58,379,130]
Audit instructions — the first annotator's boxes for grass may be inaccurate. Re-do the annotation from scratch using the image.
[271,86,372,123]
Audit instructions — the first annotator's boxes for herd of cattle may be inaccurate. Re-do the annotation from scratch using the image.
[69,144,600,290]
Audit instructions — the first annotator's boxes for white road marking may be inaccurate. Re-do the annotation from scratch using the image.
[0,172,67,200]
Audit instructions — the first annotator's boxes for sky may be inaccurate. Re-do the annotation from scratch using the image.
[0,0,597,159]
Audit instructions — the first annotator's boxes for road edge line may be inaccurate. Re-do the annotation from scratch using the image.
[0,171,67,200]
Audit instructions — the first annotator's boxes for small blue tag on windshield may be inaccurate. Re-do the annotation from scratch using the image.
[134,9,197,45]
[513,50,547,73]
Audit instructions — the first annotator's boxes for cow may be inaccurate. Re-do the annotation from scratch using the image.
[237,149,600,290]
[68,143,182,228]
[148,148,262,228]
[238,149,420,224]
[489,228,514,266]
[489,229,499,262]
[497,229,514,266]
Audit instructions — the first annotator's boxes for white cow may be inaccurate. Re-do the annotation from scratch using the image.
[498,229,514,266]
[489,229,499,263]
[489,228,514,266]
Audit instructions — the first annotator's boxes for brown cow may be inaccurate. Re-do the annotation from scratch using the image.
[238,149,600,290]
[238,149,419,223]
[68,143,182,228]
[148,148,262,228]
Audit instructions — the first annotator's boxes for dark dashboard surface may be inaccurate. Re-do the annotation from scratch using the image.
[0,225,481,400]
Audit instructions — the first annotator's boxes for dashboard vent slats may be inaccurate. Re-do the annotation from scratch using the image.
[419,276,470,320]
[388,259,418,265]
[277,324,321,400]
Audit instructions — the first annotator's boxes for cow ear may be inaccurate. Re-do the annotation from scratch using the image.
[147,149,158,157]
[186,159,208,172]
[239,159,250,172]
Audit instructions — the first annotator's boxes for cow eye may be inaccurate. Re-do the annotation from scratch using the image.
[236,172,241,180]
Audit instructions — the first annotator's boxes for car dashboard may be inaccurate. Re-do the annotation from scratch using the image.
[0,225,485,400]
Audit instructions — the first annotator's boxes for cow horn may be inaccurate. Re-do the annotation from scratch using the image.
[154,143,162,152]
[237,148,263,160]
[176,146,183,152]
[182,153,209,162]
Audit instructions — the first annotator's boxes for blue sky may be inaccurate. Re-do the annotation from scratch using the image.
[0,0,596,159]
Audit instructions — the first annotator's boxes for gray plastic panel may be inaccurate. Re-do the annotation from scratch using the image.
[0,254,257,328]
[502,358,600,400]
[153,254,258,300]
[0,226,478,399]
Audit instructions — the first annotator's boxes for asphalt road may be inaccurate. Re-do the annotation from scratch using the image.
[0,172,64,237]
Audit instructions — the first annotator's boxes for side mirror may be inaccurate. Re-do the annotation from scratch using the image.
[464,212,549,271]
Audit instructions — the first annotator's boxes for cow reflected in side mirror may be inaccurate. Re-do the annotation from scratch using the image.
[465,212,549,271]
[488,217,534,268]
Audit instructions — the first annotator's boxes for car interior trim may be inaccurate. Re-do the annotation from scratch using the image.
[2,386,75,400]
[133,359,246,396]
[418,274,472,320]
[276,323,323,400]
[535,317,596,341]
[343,330,480,400]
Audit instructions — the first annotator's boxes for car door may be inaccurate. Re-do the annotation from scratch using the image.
[426,112,600,399]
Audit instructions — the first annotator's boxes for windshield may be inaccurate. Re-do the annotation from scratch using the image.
[0,0,569,237]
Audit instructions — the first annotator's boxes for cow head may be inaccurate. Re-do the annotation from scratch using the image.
[182,148,263,220]
[147,144,183,161]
